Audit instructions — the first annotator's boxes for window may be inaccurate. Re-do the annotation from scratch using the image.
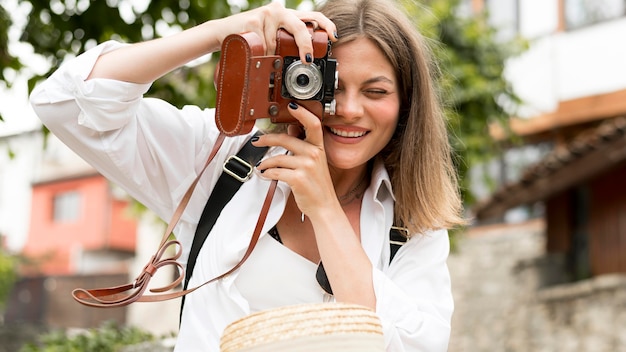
[53,191,81,222]
[486,0,520,40]
[565,0,626,29]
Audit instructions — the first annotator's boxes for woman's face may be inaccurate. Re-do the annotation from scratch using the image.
[322,37,400,171]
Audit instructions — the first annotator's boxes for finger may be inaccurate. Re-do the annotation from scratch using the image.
[263,23,278,55]
[248,2,283,55]
[256,154,319,195]
[287,102,324,147]
[257,153,301,172]
[296,12,338,42]
[279,18,314,63]
[257,166,312,194]
[305,20,319,30]
[253,132,308,156]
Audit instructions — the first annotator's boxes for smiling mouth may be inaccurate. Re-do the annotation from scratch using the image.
[327,127,368,138]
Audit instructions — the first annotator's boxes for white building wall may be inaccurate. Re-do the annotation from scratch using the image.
[0,62,44,251]
[553,19,626,100]
[501,1,626,117]
[0,130,41,251]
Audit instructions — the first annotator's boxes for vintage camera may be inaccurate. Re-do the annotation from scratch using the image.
[215,27,338,136]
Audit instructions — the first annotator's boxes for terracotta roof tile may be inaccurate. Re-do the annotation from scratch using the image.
[473,116,626,220]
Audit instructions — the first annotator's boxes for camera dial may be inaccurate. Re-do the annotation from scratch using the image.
[284,60,324,100]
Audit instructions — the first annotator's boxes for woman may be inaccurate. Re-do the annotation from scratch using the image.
[30,0,465,350]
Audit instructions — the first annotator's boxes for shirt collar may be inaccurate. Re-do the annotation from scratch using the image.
[370,157,395,203]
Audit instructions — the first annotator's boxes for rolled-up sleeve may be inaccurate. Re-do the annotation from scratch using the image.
[30,41,148,117]
[29,41,222,222]
[373,228,454,352]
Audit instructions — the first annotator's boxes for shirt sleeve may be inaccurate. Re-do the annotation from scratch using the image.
[29,40,233,222]
[373,228,454,352]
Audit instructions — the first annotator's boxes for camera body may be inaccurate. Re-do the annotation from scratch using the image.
[215,27,337,136]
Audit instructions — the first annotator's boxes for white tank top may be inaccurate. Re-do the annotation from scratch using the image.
[234,234,331,313]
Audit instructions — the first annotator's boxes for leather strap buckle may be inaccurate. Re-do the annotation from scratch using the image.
[223,155,254,182]
[390,226,410,245]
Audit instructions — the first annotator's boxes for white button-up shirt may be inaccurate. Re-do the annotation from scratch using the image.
[30,41,454,352]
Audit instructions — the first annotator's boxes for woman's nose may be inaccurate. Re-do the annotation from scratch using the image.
[334,92,363,120]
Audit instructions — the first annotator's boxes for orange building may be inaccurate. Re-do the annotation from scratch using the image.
[23,172,137,275]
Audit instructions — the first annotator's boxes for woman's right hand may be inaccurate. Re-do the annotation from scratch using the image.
[211,2,337,65]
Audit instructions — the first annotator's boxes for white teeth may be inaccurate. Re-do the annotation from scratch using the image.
[328,127,367,138]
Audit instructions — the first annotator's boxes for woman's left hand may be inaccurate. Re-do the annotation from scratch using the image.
[252,103,337,218]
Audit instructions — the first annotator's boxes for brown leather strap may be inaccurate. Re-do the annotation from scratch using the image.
[72,133,278,308]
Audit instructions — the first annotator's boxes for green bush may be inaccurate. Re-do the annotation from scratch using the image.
[20,321,155,352]
[0,250,17,310]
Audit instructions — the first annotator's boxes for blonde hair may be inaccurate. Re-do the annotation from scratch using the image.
[319,0,466,233]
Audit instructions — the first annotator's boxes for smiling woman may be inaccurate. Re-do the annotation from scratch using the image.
[29,0,465,351]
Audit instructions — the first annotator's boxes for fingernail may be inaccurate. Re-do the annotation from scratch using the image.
[289,101,298,110]
[251,136,259,142]
[260,169,266,174]
[333,31,339,39]
[255,160,262,167]
[305,53,313,63]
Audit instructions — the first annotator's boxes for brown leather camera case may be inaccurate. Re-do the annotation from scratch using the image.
[215,28,332,136]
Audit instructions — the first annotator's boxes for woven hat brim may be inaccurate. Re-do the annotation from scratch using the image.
[220,303,384,352]
[234,334,384,352]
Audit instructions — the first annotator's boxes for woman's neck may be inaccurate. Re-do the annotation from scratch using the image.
[329,163,371,202]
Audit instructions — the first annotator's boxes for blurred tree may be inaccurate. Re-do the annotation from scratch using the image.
[406,0,527,206]
[0,249,17,311]
[1,4,24,122]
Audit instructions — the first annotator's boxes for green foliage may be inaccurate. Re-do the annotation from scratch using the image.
[406,0,527,205]
[1,5,23,88]
[1,2,20,125]
[20,321,155,352]
[0,250,18,310]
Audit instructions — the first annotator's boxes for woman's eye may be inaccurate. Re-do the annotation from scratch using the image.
[365,89,388,96]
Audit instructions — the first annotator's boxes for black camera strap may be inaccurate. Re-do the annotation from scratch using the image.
[181,131,267,321]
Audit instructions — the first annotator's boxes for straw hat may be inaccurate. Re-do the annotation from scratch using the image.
[220,302,385,352]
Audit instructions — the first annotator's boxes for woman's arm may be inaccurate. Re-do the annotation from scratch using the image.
[87,2,337,83]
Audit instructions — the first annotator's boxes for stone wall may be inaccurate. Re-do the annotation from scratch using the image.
[448,219,626,351]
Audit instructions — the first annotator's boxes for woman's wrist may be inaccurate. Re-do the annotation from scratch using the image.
[195,18,230,54]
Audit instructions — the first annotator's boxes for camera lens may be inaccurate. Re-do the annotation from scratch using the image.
[296,74,310,87]
[284,60,323,100]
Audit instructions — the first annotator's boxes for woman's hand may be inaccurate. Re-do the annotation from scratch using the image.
[213,2,337,64]
[252,102,337,219]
